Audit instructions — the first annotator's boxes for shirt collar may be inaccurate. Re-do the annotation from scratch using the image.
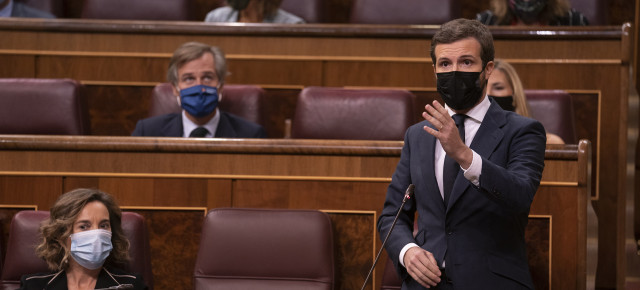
[445,95,491,123]
[182,109,220,138]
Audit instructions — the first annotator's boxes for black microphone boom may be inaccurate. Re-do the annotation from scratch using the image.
[360,184,415,290]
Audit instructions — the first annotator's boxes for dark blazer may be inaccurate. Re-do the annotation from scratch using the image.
[476,9,588,26]
[131,111,267,138]
[11,2,56,18]
[378,101,546,289]
[19,267,147,290]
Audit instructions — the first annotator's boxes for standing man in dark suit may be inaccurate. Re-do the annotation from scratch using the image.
[132,42,266,138]
[378,18,546,289]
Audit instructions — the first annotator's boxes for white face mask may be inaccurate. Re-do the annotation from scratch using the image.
[69,229,113,270]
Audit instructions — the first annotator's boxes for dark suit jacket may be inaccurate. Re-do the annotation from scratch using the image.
[11,2,55,18]
[131,111,267,138]
[378,101,546,289]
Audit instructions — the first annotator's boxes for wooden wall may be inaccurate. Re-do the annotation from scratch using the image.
[0,137,593,290]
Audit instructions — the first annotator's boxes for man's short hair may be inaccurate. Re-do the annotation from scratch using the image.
[167,42,227,86]
[430,18,495,69]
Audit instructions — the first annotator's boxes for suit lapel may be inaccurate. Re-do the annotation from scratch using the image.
[163,113,184,137]
[418,123,447,212]
[447,102,506,211]
[215,112,238,138]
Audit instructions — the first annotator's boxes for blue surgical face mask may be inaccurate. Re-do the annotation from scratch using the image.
[69,229,113,270]
[179,85,219,118]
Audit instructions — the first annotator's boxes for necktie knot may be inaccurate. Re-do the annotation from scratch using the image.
[189,127,209,137]
[452,114,467,127]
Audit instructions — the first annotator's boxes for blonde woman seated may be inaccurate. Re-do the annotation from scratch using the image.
[19,188,147,290]
[487,59,565,144]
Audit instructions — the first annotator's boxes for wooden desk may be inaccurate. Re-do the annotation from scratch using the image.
[0,136,592,289]
[0,19,630,288]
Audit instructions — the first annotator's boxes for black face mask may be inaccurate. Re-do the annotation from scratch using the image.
[229,0,251,11]
[489,95,516,112]
[436,70,486,111]
[510,0,546,24]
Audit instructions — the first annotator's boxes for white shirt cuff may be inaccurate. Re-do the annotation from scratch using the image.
[399,243,419,267]
[462,150,482,187]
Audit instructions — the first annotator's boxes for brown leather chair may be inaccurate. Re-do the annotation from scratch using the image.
[194,208,334,290]
[349,0,461,24]
[81,0,192,20]
[150,83,266,126]
[290,86,415,140]
[0,211,153,290]
[569,0,608,25]
[0,78,90,135]
[525,90,577,144]
[280,0,325,23]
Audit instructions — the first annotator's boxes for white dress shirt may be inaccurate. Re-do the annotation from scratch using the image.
[181,109,220,138]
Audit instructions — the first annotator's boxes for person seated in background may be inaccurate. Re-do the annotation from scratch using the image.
[487,59,565,144]
[132,42,267,138]
[477,0,588,26]
[0,0,55,18]
[19,188,147,290]
[205,0,304,24]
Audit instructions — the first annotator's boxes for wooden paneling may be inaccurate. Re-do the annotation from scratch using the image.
[0,176,63,210]
[121,207,206,290]
[0,55,35,78]
[526,217,551,290]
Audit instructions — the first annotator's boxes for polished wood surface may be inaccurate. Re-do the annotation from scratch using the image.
[0,136,592,289]
[0,18,631,288]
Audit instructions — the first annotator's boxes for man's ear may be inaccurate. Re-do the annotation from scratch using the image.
[218,84,224,102]
[173,84,181,106]
[432,64,437,78]
[172,84,180,97]
[483,61,495,80]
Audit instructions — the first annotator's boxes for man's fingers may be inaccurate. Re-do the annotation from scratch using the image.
[405,248,441,287]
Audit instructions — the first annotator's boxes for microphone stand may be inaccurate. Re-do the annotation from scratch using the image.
[360,184,415,290]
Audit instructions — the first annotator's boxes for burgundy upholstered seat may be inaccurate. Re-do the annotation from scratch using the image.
[526,90,578,144]
[0,78,89,135]
[194,208,334,290]
[280,0,325,23]
[150,83,266,127]
[81,0,192,20]
[0,211,153,290]
[569,0,608,25]
[349,0,461,24]
[290,86,415,140]
[380,257,402,290]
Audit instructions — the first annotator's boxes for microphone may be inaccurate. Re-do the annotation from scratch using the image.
[360,184,415,290]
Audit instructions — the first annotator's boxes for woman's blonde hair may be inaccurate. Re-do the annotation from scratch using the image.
[490,0,571,25]
[493,59,531,117]
[35,188,130,271]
